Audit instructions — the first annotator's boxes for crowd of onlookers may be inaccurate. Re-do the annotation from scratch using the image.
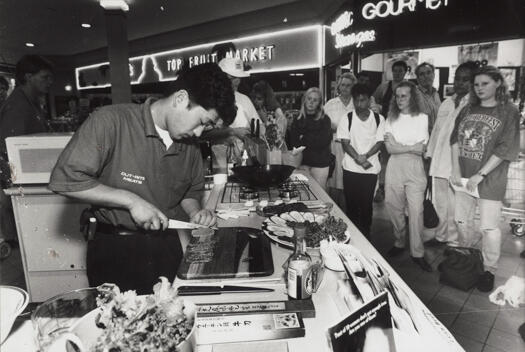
[215,56,520,294]
[280,60,520,293]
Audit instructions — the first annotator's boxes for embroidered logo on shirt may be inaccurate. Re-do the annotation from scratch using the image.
[120,171,145,185]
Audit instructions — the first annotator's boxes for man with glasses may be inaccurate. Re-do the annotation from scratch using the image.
[49,63,236,293]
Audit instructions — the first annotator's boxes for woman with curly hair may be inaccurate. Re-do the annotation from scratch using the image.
[450,65,520,292]
[290,87,332,190]
[384,81,432,272]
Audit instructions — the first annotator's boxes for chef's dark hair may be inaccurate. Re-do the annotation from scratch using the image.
[168,63,237,126]
[15,55,53,85]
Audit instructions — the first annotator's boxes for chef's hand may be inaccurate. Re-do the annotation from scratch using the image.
[189,209,217,227]
[466,174,483,192]
[129,199,168,231]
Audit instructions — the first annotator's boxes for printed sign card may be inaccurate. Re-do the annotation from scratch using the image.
[327,292,396,352]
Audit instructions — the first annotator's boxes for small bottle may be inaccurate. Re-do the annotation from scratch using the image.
[287,224,312,300]
[241,149,249,166]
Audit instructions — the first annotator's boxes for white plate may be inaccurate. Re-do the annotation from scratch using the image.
[0,286,29,343]
[262,212,350,249]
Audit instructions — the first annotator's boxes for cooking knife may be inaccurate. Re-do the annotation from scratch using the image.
[168,219,217,230]
[177,285,274,296]
[255,119,260,138]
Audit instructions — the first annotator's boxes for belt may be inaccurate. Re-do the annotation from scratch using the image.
[96,222,165,236]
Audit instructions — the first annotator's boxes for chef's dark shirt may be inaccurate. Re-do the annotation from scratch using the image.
[49,98,204,229]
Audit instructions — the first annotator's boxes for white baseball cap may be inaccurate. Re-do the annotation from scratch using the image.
[218,58,250,78]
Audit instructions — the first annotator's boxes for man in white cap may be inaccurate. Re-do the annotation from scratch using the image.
[218,57,261,131]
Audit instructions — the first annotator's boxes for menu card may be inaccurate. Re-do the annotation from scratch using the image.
[327,292,397,352]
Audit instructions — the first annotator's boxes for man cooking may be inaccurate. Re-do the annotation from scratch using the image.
[49,63,236,294]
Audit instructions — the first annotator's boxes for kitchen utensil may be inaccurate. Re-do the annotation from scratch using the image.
[231,165,295,188]
[177,285,274,296]
[250,118,256,137]
[0,286,29,344]
[177,227,274,280]
[255,119,260,138]
[168,219,218,230]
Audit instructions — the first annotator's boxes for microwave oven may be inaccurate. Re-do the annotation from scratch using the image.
[5,132,73,184]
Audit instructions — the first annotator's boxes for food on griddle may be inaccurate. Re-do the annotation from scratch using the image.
[262,202,308,216]
[93,277,194,352]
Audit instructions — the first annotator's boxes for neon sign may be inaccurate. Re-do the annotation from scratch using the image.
[362,0,449,20]
[330,11,375,49]
[76,25,321,90]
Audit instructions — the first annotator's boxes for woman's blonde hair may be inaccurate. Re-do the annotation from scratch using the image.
[298,87,324,121]
[388,81,422,120]
[469,65,510,106]
[336,72,357,95]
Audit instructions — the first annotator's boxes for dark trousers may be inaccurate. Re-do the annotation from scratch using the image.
[343,170,378,238]
[87,229,183,294]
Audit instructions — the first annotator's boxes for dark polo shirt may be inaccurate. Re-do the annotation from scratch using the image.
[49,99,204,230]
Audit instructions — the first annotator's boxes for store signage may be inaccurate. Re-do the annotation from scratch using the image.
[362,0,449,20]
[76,25,321,90]
[330,11,375,49]
[329,0,450,49]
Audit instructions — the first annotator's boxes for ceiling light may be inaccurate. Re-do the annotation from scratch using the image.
[99,0,129,11]
[64,85,73,92]
[81,23,92,28]
[160,6,165,11]
[25,42,35,47]
[283,17,288,23]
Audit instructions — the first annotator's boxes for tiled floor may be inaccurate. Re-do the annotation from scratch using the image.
[370,202,525,352]
[1,202,524,351]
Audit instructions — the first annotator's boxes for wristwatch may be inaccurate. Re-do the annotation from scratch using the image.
[477,171,487,178]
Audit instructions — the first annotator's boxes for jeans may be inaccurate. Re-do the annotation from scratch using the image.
[433,177,460,246]
[343,170,378,238]
[454,191,502,273]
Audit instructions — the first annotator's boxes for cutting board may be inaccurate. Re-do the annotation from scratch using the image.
[177,227,274,280]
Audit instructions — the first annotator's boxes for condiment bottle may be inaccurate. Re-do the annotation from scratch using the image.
[241,149,249,166]
[287,224,312,300]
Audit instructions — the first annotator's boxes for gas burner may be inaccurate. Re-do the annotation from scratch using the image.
[278,184,299,200]
[239,188,259,201]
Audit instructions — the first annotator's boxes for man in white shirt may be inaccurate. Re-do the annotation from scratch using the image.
[425,61,478,247]
[415,62,441,133]
[337,83,385,238]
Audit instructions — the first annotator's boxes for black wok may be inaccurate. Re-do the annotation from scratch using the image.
[232,164,295,188]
